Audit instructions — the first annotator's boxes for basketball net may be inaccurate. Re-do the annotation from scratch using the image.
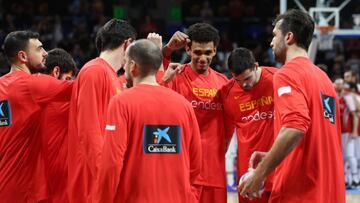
[316,25,335,51]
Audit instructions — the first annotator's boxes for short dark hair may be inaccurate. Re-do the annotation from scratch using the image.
[228,47,256,76]
[274,9,314,50]
[186,23,220,47]
[44,48,77,76]
[127,39,162,76]
[95,19,137,52]
[4,30,40,63]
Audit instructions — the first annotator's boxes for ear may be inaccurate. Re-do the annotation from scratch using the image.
[17,51,28,63]
[51,66,61,79]
[129,60,139,77]
[185,44,191,56]
[123,38,133,51]
[285,32,295,45]
[213,47,217,55]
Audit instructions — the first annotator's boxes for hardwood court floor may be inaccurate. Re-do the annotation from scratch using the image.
[227,191,360,203]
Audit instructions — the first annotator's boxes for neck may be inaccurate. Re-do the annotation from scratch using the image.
[255,67,262,83]
[133,75,159,86]
[10,63,31,74]
[285,46,309,64]
[99,47,125,73]
[191,64,209,76]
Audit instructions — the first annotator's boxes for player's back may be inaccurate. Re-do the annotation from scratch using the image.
[0,71,72,202]
[40,101,70,202]
[67,57,122,202]
[272,57,345,203]
[110,84,201,203]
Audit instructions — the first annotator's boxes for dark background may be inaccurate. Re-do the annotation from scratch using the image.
[0,0,359,79]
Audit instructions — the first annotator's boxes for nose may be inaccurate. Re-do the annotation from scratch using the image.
[199,54,208,61]
[43,49,48,57]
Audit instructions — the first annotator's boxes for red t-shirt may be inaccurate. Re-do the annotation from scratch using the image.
[67,57,123,202]
[271,57,345,203]
[40,102,70,202]
[165,64,228,188]
[220,67,276,192]
[95,84,202,203]
[0,71,72,202]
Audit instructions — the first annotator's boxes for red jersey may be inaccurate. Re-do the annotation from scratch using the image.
[165,64,228,188]
[220,67,276,192]
[0,71,72,202]
[95,84,202,203]
[342,94,355,133]
[118,75,127,90]
[40,102,70,203]
[67,57,122,202]
[271,57,345,203]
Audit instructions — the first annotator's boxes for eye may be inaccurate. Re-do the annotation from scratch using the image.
[204,51,212,55]
[193,51,202,56]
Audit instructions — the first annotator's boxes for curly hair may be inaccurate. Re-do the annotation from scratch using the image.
[186,23,220,47]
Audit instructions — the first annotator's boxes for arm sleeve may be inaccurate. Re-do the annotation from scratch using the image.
[218,88,235,145]
[76,68,107,177]
[274,72,311,133]
[95,97,128,202]
[188,107,202,184]
[29,74,73,105]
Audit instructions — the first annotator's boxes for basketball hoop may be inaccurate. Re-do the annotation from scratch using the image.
[316,25,335,50]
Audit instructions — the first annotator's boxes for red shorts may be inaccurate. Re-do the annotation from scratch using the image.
[194,185,227,203]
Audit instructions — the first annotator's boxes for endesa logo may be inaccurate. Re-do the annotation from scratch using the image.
[191,100,222,111]
[241,110,274,122]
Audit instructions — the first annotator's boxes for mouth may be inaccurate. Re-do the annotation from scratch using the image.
[197,63,208,69]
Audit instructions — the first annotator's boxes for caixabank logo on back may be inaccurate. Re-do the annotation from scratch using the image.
[143,125,181,154]
[321,93,336,124]
[0,100,12,127]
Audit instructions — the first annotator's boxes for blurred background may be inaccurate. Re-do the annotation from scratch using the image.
[1,0,360,202]
[0,0,359,79]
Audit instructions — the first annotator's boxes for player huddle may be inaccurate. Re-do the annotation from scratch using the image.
[0,9,345,203]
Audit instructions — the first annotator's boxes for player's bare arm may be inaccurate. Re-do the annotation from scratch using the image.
[249,151,267,169]
[162,63,183,83]
[239,127,304,199]
[162,31,190,59]
[147,32,164,71]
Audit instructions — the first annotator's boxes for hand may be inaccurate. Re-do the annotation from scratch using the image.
[165,31,190,51]
[249,151,267,169]
[147,32,162,49]
[350,133,358,138]
[238,169,265,200]
[162,63,184,83]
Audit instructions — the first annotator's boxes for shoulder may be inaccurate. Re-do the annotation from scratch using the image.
[210,68,229,83]
[29,73,66,86]
[219,79,236,97]
[261,66,278,75]
[76,59,112,84]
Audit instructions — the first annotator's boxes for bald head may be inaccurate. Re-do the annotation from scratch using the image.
[126,39,162,76]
